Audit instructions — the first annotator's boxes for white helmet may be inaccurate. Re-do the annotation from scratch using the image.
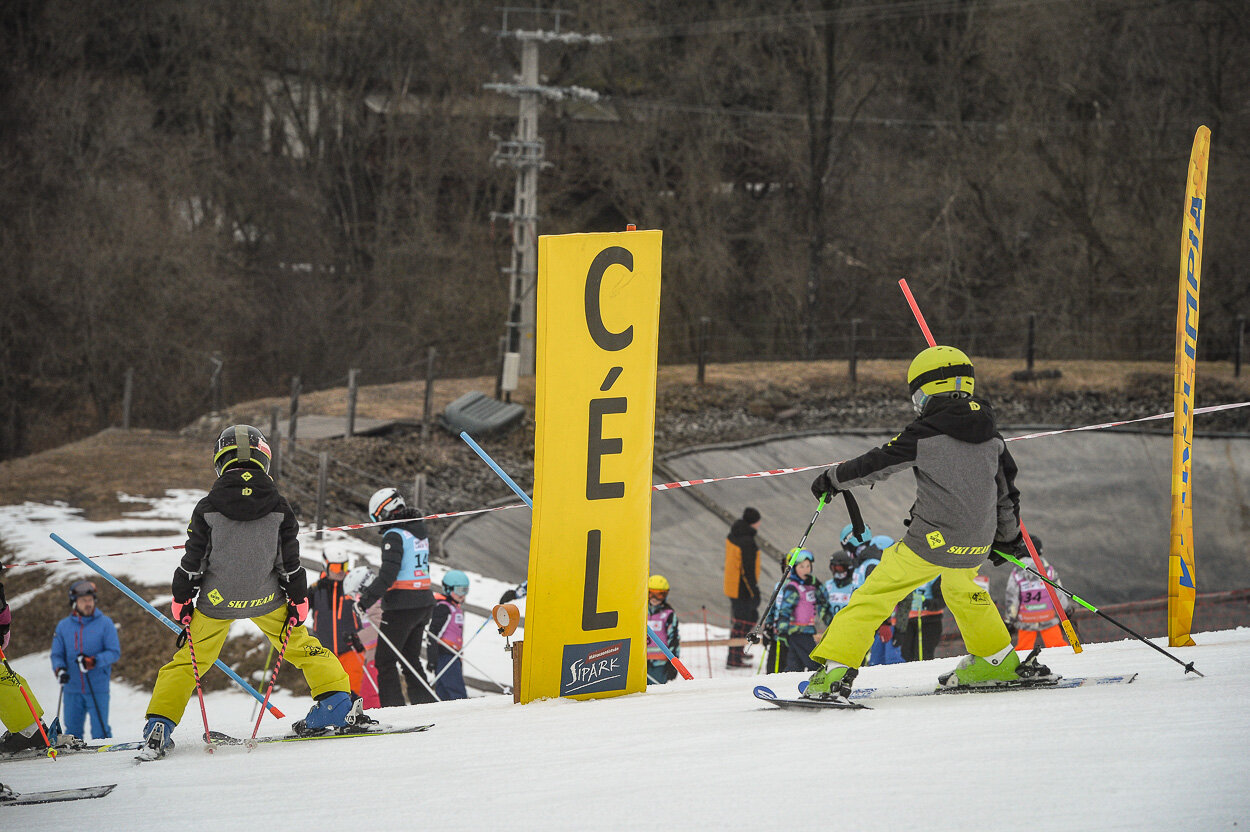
[343,565,376,597]
[368,487,406,523]
[324,550,350,565]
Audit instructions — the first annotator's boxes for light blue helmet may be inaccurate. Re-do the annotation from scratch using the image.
[840,523,873,549]
[442,569,470,595]
[787,548,815,567]
[871,535,895,550]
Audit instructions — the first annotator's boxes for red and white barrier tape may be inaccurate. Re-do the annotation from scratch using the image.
[7,400,1248,570]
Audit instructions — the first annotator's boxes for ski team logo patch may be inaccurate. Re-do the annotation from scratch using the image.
[926,531,945,549]
[207,589,224,605]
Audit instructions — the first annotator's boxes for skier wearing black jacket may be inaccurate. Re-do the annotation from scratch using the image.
[139,426,360,758]
[358,488,437,706]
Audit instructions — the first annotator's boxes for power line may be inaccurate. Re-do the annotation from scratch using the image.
[604,0,1111,41]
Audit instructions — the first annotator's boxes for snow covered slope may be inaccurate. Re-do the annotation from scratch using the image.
[4,631,1246,830]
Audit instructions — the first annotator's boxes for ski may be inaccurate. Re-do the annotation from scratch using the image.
[0,783,116,806]
[795,673,1137,702]
[208,723,434,747]
[1,740,143,763]
[754,685,870,710]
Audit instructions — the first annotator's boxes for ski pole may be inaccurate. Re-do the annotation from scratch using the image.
[50,534,285,718]
[0,644,55,759]
[355,601,442,702]
[177,620,212,750]
[991,548,1204,677]
[76,655,111,738]
[252,616,295,740]
[750,489,866,644]
[897,279,1083,655]
[429,635,511,693]
[747,496,824,644]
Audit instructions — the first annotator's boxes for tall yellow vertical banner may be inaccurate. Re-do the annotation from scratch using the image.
[520,230,662,702]
[1169,126,1210,647]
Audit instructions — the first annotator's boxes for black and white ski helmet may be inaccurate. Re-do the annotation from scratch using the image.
[368,487,406,523]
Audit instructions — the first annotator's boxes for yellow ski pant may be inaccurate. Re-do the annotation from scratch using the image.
[146,606,349,724]
[0,665,43,732]
[810,540,1012,667]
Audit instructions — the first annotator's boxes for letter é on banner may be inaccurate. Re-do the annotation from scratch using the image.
[582,529,618,631]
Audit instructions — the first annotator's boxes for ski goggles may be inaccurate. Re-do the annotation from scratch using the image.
[326,561,348,573]
[70,580,97,598]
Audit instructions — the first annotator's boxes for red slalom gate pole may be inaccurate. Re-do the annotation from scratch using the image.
[1020,520,1083,652]
[701,606,714,678]
[896,278,1083,654]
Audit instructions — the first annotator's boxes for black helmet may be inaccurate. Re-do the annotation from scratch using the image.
[213,425,273,476]
[829,551,853,574]
[68,579,97,606]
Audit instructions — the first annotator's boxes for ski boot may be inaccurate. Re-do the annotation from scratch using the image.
[802,664,858,703]
[136,716,176,761]
[0,722,49,754]
[938,644,1059,689]
[293,692,377,737]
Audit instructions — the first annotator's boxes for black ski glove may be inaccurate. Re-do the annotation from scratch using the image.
[348,632,365,654]
[665,664,678,682]
[499,588,518,604]
[57,668,70,684]
[810,469,840,502]
[989,534,1027,566]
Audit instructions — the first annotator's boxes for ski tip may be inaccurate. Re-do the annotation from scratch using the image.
[753,685,778,700]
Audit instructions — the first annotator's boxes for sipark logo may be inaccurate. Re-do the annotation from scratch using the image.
[560,638,631,697]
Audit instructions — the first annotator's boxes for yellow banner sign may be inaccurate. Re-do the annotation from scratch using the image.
[520,230,663,702]
[1169,125,1210,647]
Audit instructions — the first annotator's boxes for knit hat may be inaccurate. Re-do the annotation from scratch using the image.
[742,507,761,524]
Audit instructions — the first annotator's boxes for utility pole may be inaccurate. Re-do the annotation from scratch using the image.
[485,8,607,376]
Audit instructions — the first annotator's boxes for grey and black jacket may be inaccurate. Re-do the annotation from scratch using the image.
[173,468,305,620]
[824,395,1021,569]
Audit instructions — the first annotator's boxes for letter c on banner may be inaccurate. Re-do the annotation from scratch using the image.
[585,247,634,351]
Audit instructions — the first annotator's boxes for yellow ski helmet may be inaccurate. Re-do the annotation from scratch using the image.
[907,346,974,415]
[647,574,670,593]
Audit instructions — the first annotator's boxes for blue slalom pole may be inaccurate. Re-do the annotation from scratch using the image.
[49,533,286,718]
[459,431,534,508]
[456,432,692,679]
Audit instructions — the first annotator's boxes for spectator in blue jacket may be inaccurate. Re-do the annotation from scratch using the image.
[51,581,120,739]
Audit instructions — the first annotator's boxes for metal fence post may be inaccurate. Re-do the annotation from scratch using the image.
[346,368,359,437]
[413,472,426,515]
[1236,315,1245,379]
[314,452,328,540]
[1027,312,1037,374]
[269,406,282,481]
[422,347,437,440]
[121,367,134,430]
[697,316,710,384]
[288,376,301,457]
[209,352,223,414]
[849,318,860,385]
